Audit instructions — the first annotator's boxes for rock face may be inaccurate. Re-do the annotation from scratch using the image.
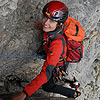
[0,0,100,100]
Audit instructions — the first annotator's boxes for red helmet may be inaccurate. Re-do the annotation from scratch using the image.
[42,1,68,22]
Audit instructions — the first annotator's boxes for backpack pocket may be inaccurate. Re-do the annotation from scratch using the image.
[66,40,83,63]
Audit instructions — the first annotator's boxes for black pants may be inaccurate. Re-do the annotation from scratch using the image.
[42,75,75,98]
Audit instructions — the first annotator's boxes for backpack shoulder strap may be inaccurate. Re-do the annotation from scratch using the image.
[59,36,66,56]
[48,33,66,57]
[48,32,63,47]
[52,34,66,57]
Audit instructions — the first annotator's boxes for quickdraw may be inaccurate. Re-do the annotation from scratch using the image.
[53,66,80,90]
[53,66,68,82]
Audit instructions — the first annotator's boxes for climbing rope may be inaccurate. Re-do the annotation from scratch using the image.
[0,51,45,59]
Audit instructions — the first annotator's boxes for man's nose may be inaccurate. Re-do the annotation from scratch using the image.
[44,19,50,25]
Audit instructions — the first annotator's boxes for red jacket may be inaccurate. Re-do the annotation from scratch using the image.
[24,31,66,96]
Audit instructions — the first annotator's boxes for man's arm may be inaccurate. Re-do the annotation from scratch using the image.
[23,39,63,96]
[11,39,63,99]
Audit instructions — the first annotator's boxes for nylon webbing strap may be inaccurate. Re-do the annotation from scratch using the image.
[48,32,63,48]
[59,37,65,56]
[49,32,63,40]
[75,24,79,36]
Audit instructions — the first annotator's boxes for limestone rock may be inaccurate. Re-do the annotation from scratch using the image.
[0,0,100,100]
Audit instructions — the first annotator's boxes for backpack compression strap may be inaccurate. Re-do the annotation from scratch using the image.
[75,24,79,36]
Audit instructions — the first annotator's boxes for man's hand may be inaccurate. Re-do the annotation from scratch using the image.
[11,92,26,100]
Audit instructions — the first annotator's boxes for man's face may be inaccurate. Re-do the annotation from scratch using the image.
[42,16,58,32]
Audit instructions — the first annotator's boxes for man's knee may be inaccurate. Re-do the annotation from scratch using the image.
[42,83,55,92]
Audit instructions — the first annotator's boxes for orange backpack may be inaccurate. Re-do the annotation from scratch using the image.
[50,17,85,63]
[63,17,85,62]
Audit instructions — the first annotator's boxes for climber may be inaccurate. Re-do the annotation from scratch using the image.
[11,1,83,100]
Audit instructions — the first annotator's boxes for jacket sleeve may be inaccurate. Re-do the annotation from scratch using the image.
[23,39,63,96]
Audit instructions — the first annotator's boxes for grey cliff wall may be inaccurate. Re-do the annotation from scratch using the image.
[0,0,100,100]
